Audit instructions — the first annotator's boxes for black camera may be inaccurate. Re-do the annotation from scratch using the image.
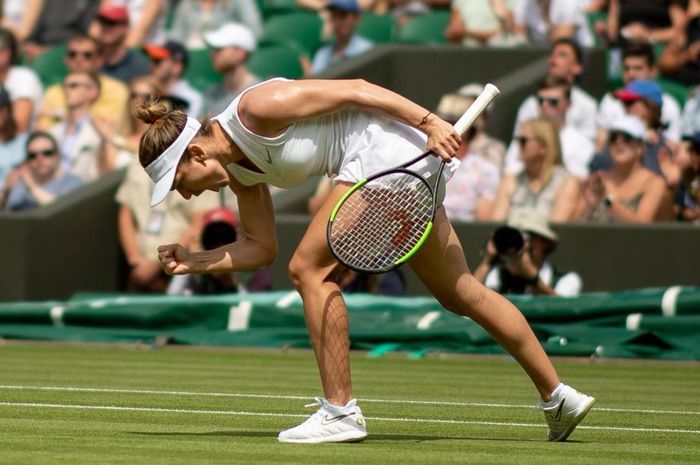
[492,226,528,256]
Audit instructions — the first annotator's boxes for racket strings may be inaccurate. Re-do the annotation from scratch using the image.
[330,173,434,271]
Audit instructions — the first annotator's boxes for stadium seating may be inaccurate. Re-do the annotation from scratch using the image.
[394,11,450,45]
[30,45,68,87]
[183,48,221,92]
[261,0,300,19]
[259,12,323,56]
[247,45,305,79]
[357,13,395,44]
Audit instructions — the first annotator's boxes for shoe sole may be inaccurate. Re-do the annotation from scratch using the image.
[278,430,368,444]
[549,396,596,442]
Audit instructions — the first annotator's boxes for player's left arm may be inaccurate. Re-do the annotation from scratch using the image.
[238,79,461,160]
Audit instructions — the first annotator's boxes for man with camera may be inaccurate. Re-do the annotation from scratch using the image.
[473,210,582,297]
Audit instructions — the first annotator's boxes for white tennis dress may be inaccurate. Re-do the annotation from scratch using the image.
[211,79,457,196]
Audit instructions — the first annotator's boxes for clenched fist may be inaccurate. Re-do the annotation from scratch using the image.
[157,243,193,275]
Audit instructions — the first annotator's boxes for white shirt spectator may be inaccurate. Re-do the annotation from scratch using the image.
[597,91,682,143]
[513,0,593,48]
[513,85,597,141]
[504,125,595,179]
[485,261,582,297]
[170,79,204,118]
[680,91,700,137]
[3,66,43,125]
[443,154,500,221]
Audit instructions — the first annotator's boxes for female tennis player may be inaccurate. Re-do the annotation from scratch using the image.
[139,78,595,443]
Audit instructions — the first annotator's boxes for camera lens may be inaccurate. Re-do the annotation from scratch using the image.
[492,226,525,256]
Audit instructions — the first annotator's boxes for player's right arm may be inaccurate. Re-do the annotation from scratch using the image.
[158,177,277,275]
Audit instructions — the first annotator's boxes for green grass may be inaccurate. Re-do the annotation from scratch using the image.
[0,343,698,465]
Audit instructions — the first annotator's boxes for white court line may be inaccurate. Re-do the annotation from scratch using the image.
[0,401,698,435]
[0,384,698,416]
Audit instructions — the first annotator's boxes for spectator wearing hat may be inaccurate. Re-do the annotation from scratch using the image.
[576,114,669,223]
[455,83,506,169]
[0,85,28,197]
[676,132,700,223]
[0,28,43,133]
[2,131,83,212]
[144,40,203,117]
[658,10,700,86]
[115,158,218,293]
[37,34,129,130]
[597,41,682,149]
[168,0,263,49]
[435,91,501,222]
[590,79,678,185]
[311,0,374,75]
[201,22,260,116]
[511,38,597,142]
[22,0,101,61]
[93,5,150,84]
[474,210,582,297]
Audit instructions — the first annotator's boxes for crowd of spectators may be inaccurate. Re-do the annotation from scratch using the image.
[0,0,698,296]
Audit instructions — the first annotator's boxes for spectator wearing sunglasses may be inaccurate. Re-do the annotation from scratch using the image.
[2,131,83,212]
[37,34,129,130]
[574,114,669,223]
[93,5,150,84]
[504,76,595,180]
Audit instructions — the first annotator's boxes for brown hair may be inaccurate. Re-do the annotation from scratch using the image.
[134,100,213,168]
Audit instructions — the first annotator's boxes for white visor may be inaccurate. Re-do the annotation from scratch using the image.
[145,116,201,207]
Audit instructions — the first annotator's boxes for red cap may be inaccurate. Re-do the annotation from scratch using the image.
[97,5,129,23]
[143,44,170,60]
[204,207,237,228]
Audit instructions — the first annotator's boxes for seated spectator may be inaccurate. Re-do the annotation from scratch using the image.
[2,131,83,212]
[98,0,169,47]
[1,0,43,43]
[575,115,669,222]
[93,5,150,84]
[597,40,682,149]
[493,118,581,222]
[590,80,677,181]
[445,0,523,47]
[474,209,582,296]
[513,0,594,47]
[606,0,687,47]
[115,156,218,293]
[169,0,263,48]
[456,83,507,170]
[201,22,260,116]
[47,71,123,182]
[681,87,700,137]
[0,86,28,192]
[435,92,500,221]
[658,11,700,86]
[22,0,101,61]
[512,38,597,141]
[0,28,43,133]
[143,40,203,117]
[311,0,374,75]
[91,76,163,168]
[505,76,595,179]
[676,132,700,223]
[37,34,129,130]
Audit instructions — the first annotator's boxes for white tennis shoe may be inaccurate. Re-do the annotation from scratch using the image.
[541,383,596,441]
[278,397,368,444]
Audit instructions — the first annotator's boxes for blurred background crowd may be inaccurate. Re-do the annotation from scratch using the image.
[0,0,698,299]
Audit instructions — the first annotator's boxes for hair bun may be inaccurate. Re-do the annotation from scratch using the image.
[133,99,171,125]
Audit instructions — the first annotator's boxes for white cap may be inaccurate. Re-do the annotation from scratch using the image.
[609,114,646,141]
[203,22,257,52]
[457,83,484,98]
[144,116,201,207]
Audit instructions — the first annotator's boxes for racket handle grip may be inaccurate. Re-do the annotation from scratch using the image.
[452,83,501,137]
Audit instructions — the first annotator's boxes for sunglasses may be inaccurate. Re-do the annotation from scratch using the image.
[27,149,56,160]
[64,81,93,90]
[536,96,561,107]
[66,50,95,59]
[608,130,636,144]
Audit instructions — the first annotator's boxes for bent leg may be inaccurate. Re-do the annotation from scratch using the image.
[409,208,559,400]
[288,183,354,406]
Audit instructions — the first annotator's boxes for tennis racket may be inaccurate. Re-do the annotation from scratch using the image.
[327,83,501,273]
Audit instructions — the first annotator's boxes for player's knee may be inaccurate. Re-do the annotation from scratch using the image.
[288,253,313,290]
[437,274,486,316]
